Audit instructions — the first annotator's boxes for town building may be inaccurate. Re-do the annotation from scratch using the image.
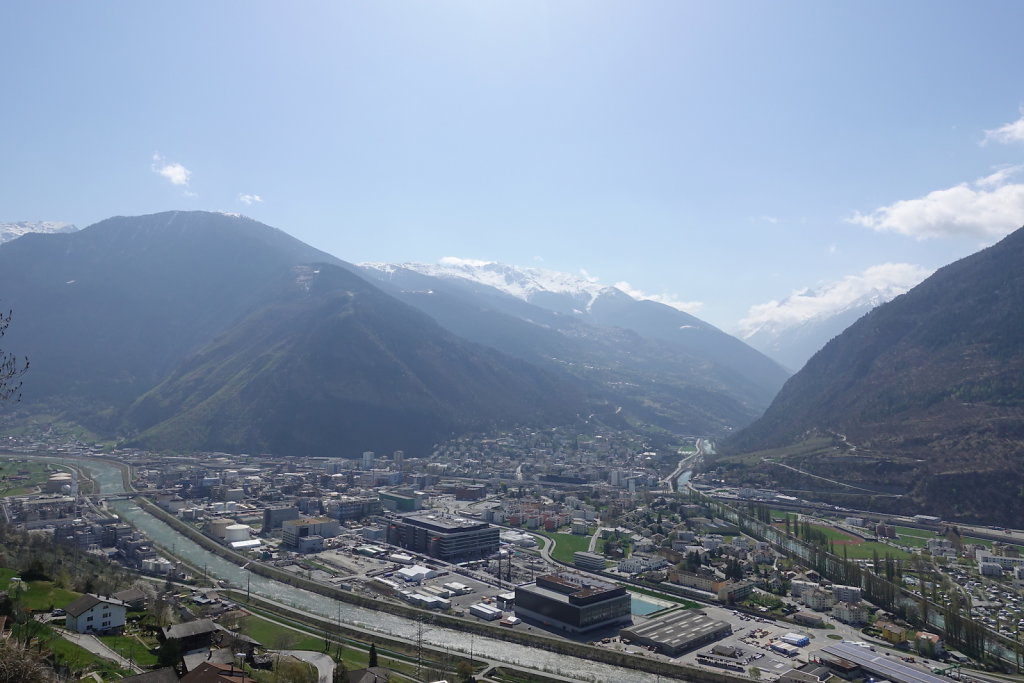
[619,610,732,656]
[803,587,835,611]
[793,611,825,628]
[281,516,341,549]
[327,496,383,522]
[386,514,498,562]
[716,580,755,603]
[180,661,257,683]
[65,594,128,634]
[833,601,869,625]
[832,584,862,603]
[261,506,300,532]
[821,642,948,683]
[574,551,607,572]
[379,491,421,512]
[514,572,631,634]
[671,569,716,592]
[977,550,1024,570]
[162,618,221,654]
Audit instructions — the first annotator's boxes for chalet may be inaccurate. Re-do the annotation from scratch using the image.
[162,618,221,654]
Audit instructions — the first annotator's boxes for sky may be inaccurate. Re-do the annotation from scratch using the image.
[3,1,1024,332]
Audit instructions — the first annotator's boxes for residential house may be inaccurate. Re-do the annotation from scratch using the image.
[64,594,128,634]
[180,661,256,683]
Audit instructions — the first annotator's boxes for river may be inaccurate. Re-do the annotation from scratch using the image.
[13,454,658,682]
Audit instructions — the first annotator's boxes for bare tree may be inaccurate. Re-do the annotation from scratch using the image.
[0,309,28,402]
[0,640,54,683]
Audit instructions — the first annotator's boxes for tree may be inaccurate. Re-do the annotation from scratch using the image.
[0,640,52,683]
[0,309,29,403]
[456,659,475,683]
[368,642,378,668]
[156,638,182,669]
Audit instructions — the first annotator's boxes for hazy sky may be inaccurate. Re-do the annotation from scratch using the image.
[3,1,1024,331]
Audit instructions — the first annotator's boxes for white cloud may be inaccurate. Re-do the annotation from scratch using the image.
[151,153,191,186]
[613,281,704,314]
[238,193,263,205]
[848,168,1024,239]
[983,112,1024,145]
[737,263,933,338]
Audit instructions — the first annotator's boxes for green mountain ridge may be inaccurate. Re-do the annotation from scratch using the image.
[0,211,583,454]
[126,263,583,455]
[723,225,1024,525]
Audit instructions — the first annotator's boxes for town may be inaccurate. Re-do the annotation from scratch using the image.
[3,423,1024,683]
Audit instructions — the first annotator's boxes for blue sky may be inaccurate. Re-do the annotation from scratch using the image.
[3,1,1024,332]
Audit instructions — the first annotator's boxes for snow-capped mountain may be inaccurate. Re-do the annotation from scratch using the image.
[0,221,77,245]
[362,257,614,313]
[738,263,933,371]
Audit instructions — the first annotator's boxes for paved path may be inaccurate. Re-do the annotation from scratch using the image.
[56,627,144,674]
[277,650,335,683]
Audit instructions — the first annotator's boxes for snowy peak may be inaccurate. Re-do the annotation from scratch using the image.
[0,221,77,245]
[737,263,933,371]
[362,257,615,311]
[737,263,932,340]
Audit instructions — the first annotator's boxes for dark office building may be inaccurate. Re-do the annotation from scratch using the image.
[262,506,300,533]
[515,572,632,634]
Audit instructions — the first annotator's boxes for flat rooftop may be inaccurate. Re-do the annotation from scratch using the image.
[621,610,731,649]
[401,514,489,532]
[820,643,949,683]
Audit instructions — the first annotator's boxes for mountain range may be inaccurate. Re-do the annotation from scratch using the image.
[725,226,1024,524]
[358,259,789,435]
[0,221,77,244]
[0,211,786,456]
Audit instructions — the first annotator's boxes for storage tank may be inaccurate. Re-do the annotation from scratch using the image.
[207,518,237,539]
[46,472,73,493]
[224,524,251,543]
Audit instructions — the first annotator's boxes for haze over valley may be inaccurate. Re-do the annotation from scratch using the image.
[5,4,1024,682]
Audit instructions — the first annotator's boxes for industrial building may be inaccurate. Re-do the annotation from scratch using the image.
[619,609,732,656]
[386,513,498,562]
[262,506,300,532]
[819,642,950,683]
[326,495,382,522]
[514,572,631,634]
[281,516,340,549]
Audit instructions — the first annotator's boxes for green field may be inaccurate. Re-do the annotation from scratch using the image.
[238,613,431,679]
[807,524,914,560]
[100,634,159,668]
[537,531,594,564]
[236,615,324,651]
[842,542,914,560]
[895,534,930,548]
[894,526,936,539]
[0,460,61,497]
[1,567,82,611]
